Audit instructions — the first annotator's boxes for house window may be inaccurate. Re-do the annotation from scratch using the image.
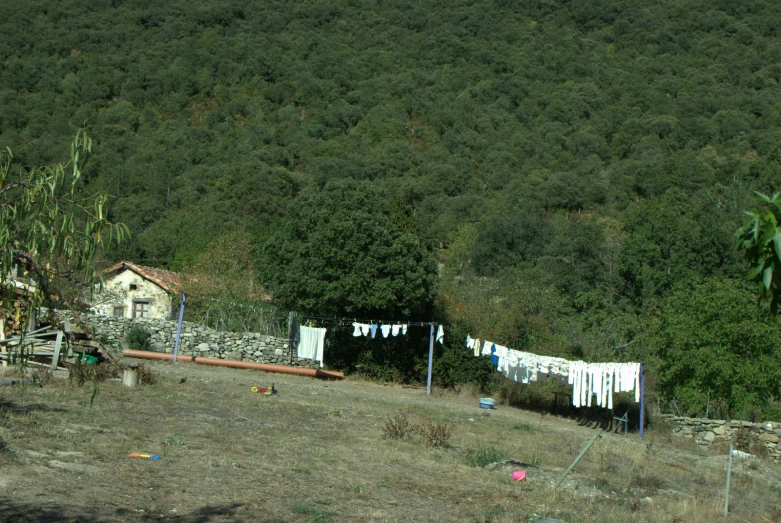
[129,284,138,291]
[112,306,125,318]
[132,301,150,319]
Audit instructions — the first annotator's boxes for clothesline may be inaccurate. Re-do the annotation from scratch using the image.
[291,315,444,368]
[465,333,643,412]
[298,314,438,328]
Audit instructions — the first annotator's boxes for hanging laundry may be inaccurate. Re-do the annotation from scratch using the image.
[436,325,444,344]
[381,325,391,338]
[352,323,362,337]
[402,324,408,335]
[473,338,481,357]
[392,325,400,336]
[369,324,378,339]
[466,336,475,350]
[298,325,326,368]
[360,324,370,337]
[482,340,494,356]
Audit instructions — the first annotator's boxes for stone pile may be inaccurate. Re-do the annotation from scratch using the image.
[661,414,781,460]
[54,311,319,369]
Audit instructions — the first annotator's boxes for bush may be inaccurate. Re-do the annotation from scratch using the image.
[466,445,505,467]
[420,421,453,448]
[125,326,151,351]
[384,410,413,440]
[138,363,157,385]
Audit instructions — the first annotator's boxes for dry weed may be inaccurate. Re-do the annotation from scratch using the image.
[419,421,453,448]
[735,427,752,452]
[750,439,769,460]
[93,358,123,382]
[384,409,413,439]
[138,363,157,385]
[629,473,665,491]
[31,367,54,386]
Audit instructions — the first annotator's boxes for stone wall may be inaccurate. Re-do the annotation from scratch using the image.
[660,414,781,460]
[56,311,319,369]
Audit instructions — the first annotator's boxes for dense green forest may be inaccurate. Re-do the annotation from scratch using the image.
[2,0,781,418]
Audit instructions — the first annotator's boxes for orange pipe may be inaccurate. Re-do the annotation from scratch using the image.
[122,349,344,379]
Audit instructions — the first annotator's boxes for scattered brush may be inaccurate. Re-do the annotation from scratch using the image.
[31,367,55,386]
[420,421,453,448]
[138,363,157,385]
[67,358,87,387]
[93,358,123,382]
[384,409,413,440]
[734,427,752,452]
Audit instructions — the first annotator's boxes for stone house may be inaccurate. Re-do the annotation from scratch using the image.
[92,261,181,320]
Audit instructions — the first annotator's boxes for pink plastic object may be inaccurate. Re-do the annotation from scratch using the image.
[512,470,526,482]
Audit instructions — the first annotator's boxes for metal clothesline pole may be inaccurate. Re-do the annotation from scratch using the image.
[426,323,434,396]
[639,362,645,438]
[172,293,186,363]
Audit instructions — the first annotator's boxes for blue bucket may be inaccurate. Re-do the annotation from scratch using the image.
[479,398,495,409]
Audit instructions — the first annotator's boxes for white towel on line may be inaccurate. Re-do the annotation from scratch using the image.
[298,325,326,368]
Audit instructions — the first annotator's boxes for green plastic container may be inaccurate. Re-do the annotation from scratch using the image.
[73,351,99,365]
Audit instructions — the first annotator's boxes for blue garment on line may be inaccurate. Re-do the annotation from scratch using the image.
[369,324,378,339]
[490,345,498,367]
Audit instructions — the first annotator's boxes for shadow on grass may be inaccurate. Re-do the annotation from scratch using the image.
[0,398,68,416]
[0,501,272,522]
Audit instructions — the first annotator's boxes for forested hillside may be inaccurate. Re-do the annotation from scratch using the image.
[2,0,780,418]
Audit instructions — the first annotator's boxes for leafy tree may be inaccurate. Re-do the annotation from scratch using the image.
[735,191,781,312]
[181,230,284,335]
[649,278,781,419]
[0,131,127,324]
[256,179,437,318]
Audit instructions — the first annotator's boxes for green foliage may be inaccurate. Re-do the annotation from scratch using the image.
[466,445,506,468]
[2,0,780,405]
[736,191,781,312]
[256,179,437,318]
[125,325,151,351]
[181,230,285,335]
[0,131,127,305]
[649,278,781,418]
[432,342,495,392]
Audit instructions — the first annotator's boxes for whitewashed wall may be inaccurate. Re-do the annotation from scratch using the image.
[92,270,174,319]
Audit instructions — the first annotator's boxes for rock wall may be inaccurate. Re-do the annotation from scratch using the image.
[55,311,319,369]
[661,414,781,460]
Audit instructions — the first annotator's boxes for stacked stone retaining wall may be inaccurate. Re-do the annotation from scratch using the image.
[661,414,780,460]
[55,311,319,369]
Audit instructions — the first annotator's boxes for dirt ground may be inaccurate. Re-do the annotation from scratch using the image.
[1,357,781,522]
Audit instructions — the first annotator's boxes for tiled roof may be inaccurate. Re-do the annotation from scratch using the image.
[105,261,181,293]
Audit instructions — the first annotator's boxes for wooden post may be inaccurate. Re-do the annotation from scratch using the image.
[639,363,645,438]
[426,324,434,396]
[172,293,186,363]
[288,312,297,364]
[123,367,139,388]
[51,330,63,370]
[724,443,733,516]
[0,319,5,367]
[556,430,602,489]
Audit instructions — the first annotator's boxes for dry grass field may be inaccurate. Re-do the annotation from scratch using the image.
[2,357,781,522]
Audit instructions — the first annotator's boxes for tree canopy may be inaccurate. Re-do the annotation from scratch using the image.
[256,179,437,319]
[0,131,127,327]
[1,0,781,407]
[649,278,781,419]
